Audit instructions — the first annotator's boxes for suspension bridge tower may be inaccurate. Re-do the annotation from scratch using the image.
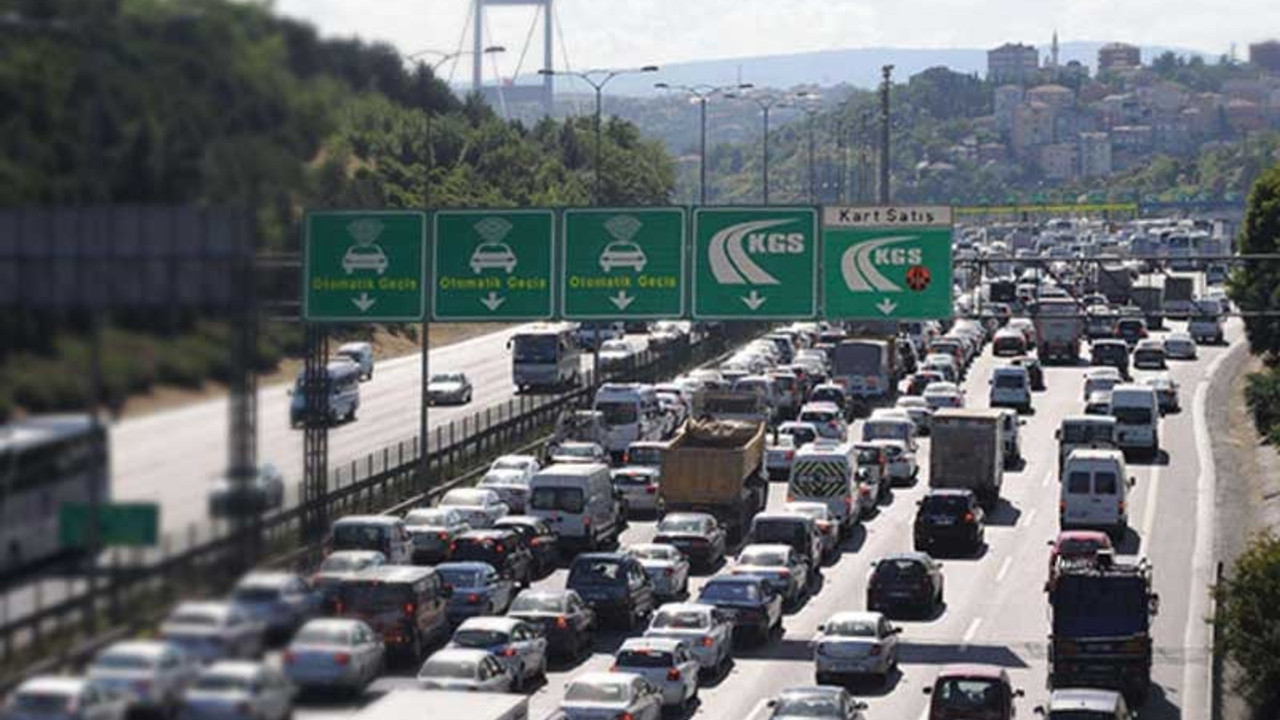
[473,0,554,114]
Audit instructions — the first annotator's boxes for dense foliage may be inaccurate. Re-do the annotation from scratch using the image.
[1215,531,1280,718]
[0,0,675,419]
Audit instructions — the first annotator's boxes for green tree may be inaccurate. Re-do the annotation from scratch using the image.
[1215,532,1280,718]
[1228,163,1280,358]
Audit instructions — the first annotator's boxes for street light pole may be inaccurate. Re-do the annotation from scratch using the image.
[539,66,659,206]
[879,64,894,205]
[405,45,506,175]
[656,82,753,205]
[726,91,788,205]
[793,92,821,204]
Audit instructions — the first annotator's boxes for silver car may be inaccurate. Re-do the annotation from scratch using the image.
[415,649,513,693]
[612,638,700,709]
[207,464,285,519]
[426,372,473,405]
[612,467,662,515]
[311,551,386,611]
[86,640,200,715]
[438,488,508,529]
[812,611,901,685]
[282,619,384,695]
[479,455,541,513]
[643,603,733,675]
[228,571,318,641]
[559,672,664,720]
[159,602,265,664]
[447,617,548,691]
[3,677,128,720]
[782,502,839,562]
[178,662,293,720]
[627,544,690,600]
[730,544,811,608]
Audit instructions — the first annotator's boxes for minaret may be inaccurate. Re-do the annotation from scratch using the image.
[1050,30,1060,68]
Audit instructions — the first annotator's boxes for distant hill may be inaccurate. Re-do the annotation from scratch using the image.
[505,41,1210,97]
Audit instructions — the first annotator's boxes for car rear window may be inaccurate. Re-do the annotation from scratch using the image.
[331,524,389,552]
[451,629,509,649]
[1067,472,1091,494]
[339,581,413,612]
[995,374,1025,388]
[921,495,968,514]
[568,560,624,585]
[1095,472,1118,494]
[874,559,926,579]
[800,410,837,424]
[10,693,73,713]
[616,649,675,668]
[651,610,708,629]
[700,581,760,603]
[436,567,486,588]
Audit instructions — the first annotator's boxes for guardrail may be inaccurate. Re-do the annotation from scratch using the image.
[0,324,761,690]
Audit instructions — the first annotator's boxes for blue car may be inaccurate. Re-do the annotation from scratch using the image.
[435,562,517,624]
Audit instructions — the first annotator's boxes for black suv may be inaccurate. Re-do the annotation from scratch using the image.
[450,529,534,588]
[565,553,656,630]
[493,516,559,578]
[507,588,597,660]
[1090,340,1131,379]
[913,489,985,555]
[866,552,945,618]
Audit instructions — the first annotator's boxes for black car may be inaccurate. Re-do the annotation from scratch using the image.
[450,529,534,588]
[913,489,985,555]
[507,588,597,659]
[653,513,728,571]
[565,553,656,630]
[493,516,559,578]
[866,552,945,618]
[1009,356,1045,391]
[696,575,783,645]
[1115,317,1147,346]
[1090,340,1131,379]
[895,338,918,375]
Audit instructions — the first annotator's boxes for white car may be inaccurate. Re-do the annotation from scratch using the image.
[86,641,200,716]
[480,455,541,514]
[416,648,514,693]
[612,638,700,709]
[797,402,848,441]
[598,339,639,369]
[628,544,690,600]
[159,602,266,664]
[282,619,384,694]
[922,382,965,411]
[5,677,128,720]
[867,438,917,485]
[812,611,901,685]
[437,488,509,529]
[893,396,933,435]
[179,662,293,720]
[549,441,608,465]
[446,617,547,691]
[612,467,663,515]
[1082,367,1123,401]
[426,372,473,405]
[1163,332,1198,360]
[643,603,734,675]
[783,502,839,562]
[1188,314,1225,345]
[559,672,664,720]
[228,571,319,641]
[730,544,811,608]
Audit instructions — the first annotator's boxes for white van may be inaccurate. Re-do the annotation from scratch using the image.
[327,515,413,564]
[988,366,1032,413]
[1055,416,1118,473]
[786,439,858,535]
[289,360,361,427]
[1059,449,1134,539]
[730,375,779,422]
[861,410,917,451]
[527,463,621,551]
[593,383,663,459]
[1109,384,1160,457]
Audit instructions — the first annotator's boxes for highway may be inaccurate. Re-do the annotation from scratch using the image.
[286,316,1241,720]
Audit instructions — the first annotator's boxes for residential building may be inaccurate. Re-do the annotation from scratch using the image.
[1039,143,1078,180]
[994,85,1025,132]
[1078,132,1112,177]
[1012,101,1055,156]
[989,43,1040,84]
[1027,84,1075,111]
[1098,42,1141,76]
[1226,98,1266,133]
[1250,40,1280,73]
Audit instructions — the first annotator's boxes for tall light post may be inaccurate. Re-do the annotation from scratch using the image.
[539,66,659,205]
[405,45,506,167]
[726,91,789,204]
[655,82,754,204]
[794,92,822,204]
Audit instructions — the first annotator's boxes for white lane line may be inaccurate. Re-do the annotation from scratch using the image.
[1138,459,1161,556]
[960,617,983,651]
[996,556,1013,583]
[916,707,932,720]
[1025,507,1038,528]
[1182,345,1236,719]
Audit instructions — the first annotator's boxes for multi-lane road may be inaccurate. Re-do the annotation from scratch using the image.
[286,317,1241,720]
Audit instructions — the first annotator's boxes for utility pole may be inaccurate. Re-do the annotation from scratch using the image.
[655,82,754,204]
[858,111,871,203]
[726,91,787,204]
[879,65,893,205]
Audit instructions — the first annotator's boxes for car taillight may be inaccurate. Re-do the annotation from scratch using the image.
[334,652,351,666]
[859,486,871,496]
[868,644,882,656]
[500,647,517,657]
[609,664,619,672]
[1059,501,1066,513]
[784,450,794,461]
[777,570,790,579]
[843,496,853,509]
[438,532,449,541]
[468,594,481,604]
[403,603,416,616]
[583,517,591,526]
[664,567,674,576]
[786,494,795,502]
[667,668,682,681]
[1119,500,1126,514]
[496,544,505,553]
[282,651,296,664]
[700,636,714,647]
[646,485,657,494]
[618,713,634,720]
[963,512,975,524]
[555,616,569,629]
[334,602,344,615]
[310,574,320,585]
[235,702,251,714]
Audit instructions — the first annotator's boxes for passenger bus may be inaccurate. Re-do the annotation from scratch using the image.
[508,323,582,393]
[0,414,108,577]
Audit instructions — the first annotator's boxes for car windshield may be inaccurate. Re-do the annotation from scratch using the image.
[9,693,73,713]
[739,549,788,566]
[436,567,486,587]
[1061,423,1113,444]
[1058,537,1108,556]
[429,374,463,384]
[569,560,624,585]
[770,696,843,717]
[331,524,388,551]
[404,510,452,527]
[565,682,629,703]
[995,374,1025,388]
[93,652,155,670]
[530,487,584,513]
[451,629,509,648]
[293,625,353,645]
[1113,407,1152,424]
[596,401,638,425]
[826,619,877,637]
[338,582,411,612]
[194,673,251,692]
[631,546,675,561]
[421,658,478,679]
[700,581,759,603]
[617,649,674,668]
[651,610,708,629]
[627,447,663,465]
[231,587,280,604]
[921,495,969,514]
[658,517,705,534]
[510,594,565,613]
[934,678,1004,710]
[875,560,926,579]
[168,610,218,626]
[512,335,559,364]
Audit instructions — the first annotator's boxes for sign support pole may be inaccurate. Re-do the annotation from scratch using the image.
[420,322,429,492]
[302,326,329,543]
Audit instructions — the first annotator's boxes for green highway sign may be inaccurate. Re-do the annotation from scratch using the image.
[692,207,818,319]
[561,208,686,320]
[303,211,426,322]
[60,502,159,548]
[432,210,555,321]
[822,206,954,320]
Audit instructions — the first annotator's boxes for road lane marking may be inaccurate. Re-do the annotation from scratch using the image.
[1041,467,1052,487]
[1138,460,1161,555]
[996,556,1013,583]
[960,617,983,651]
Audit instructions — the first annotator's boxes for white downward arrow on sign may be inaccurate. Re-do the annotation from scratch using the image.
[351,292,377,313]
[741,290,768,311]
[610,291,635,311]
[480,291,506,311]
[876,298,898,315]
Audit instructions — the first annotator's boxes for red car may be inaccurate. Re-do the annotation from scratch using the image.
[1046,530,1113,586]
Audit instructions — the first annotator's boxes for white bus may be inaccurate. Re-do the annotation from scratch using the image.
[509,323,582,392]
[1,414,108,575]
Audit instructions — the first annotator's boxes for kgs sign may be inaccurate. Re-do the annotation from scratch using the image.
[692,207,818,320]
[822,205,953,320]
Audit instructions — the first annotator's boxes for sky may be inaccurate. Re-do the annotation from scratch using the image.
[273,0,1279,87]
